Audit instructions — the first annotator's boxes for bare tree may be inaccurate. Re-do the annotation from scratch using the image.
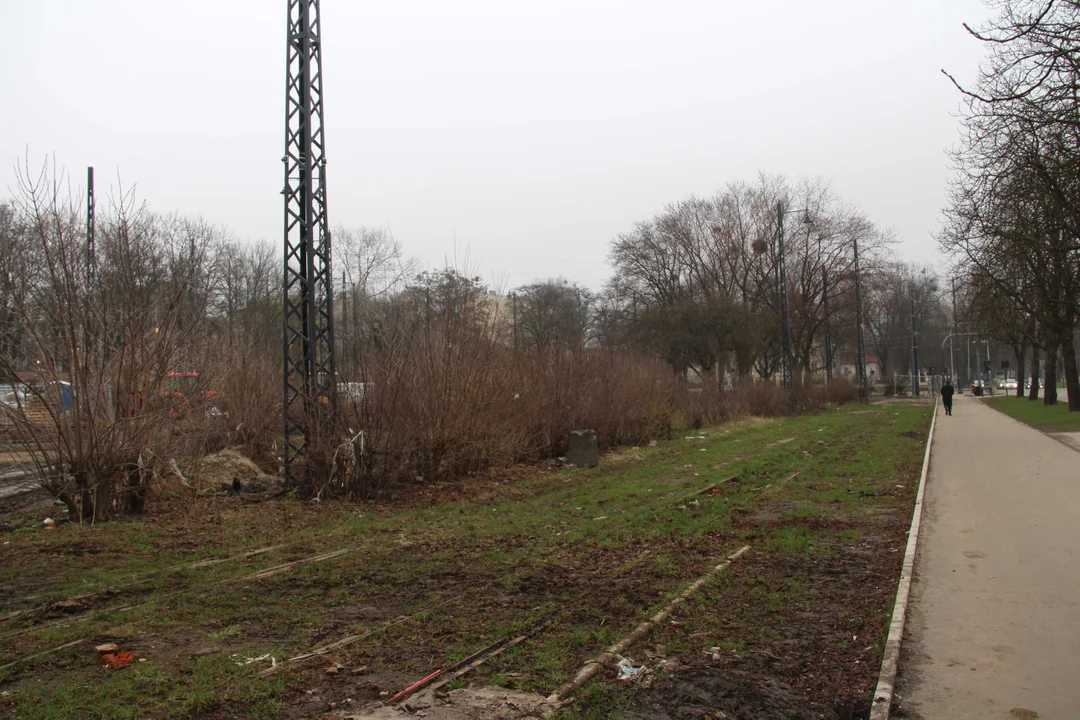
[943,0,1080,408]
[1,158,220,520]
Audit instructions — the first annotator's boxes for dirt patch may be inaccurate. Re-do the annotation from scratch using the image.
[626,666,819,720]
[334,686,549,720]
[189,448,280,489]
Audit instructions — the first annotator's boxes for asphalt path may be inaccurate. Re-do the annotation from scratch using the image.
[897,394,1080,719]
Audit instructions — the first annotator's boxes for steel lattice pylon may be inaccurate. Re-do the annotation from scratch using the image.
[283,0,336,487]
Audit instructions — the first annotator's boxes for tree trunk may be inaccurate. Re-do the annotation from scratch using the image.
[1029,345,1040,400]
[1061,331,1080,412]
[1014,343,1028,399]
[1044,340,1059,405]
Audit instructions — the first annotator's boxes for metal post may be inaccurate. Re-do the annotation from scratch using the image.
[967,334,972,390]
[776,202,793,389]
[512,292,518,354]
[341,270,347,378]
[283,0,336,488]
[950,278,958,387]
[822,265,832,386]
[853,237,868,402]
[911,292,920,397]
[86,167,95,288]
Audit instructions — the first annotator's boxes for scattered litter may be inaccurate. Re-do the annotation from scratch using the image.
[102,651,136,669]
[94,643,119,654]
[648,440,657,447]
[684,436,706,440]
[593,516,607,521]
[616,656,651,684]
[230,653,276,667]
[42,518,56,529]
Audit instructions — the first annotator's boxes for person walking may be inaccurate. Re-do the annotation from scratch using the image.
[941,379,954,416]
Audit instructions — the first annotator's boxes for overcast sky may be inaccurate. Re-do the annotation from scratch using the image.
[2,0,991,290]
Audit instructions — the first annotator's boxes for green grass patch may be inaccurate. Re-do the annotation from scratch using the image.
[0,402,932,718]
[983,395,1080,432]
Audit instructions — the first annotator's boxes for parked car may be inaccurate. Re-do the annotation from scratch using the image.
[1000,378,1018,390]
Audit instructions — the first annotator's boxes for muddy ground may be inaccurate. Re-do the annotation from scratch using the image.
[0,406,931,719]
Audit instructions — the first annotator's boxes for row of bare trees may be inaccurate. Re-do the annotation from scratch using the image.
[598,175,937,384]
[3,160,898,514]
[942,0,1080,409]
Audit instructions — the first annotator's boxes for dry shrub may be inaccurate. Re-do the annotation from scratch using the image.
[213,331,282,469]
[0,161,225,520]
[333,281,679,496]
[516,350,677,457]
[328,272,860,497]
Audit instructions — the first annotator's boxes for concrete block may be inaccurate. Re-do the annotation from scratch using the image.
[568,430,599,467]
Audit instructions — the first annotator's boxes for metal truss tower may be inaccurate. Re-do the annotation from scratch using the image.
[283,0,336,486]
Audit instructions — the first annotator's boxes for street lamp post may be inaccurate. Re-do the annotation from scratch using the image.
[910,270,927,397]
[853,236,868,403]
[776,202,812,392]
[951,278,958,387]
[911,291,920,397]
[822,265,832,386]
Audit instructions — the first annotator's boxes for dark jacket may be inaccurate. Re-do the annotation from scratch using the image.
[941,384,954,400]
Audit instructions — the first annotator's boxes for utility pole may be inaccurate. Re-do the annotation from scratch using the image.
[283,0,336,488]
[341,270,347,378]
[512,292,518,354]
[86,167,96,289]
[911,291,920,397]
[776,202,793,390]
[951,277,958,389]
[853,236,868,403]
[967,334,972,390]
[822,266,832,386]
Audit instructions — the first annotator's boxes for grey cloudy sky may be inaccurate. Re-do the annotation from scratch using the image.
[2,0,991,290]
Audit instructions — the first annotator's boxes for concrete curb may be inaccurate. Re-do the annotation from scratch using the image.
[869,398,938,720]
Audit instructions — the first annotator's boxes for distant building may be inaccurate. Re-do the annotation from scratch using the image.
[837,352,880,384]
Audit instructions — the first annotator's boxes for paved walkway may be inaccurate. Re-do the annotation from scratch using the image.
[898,394,1080,719]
